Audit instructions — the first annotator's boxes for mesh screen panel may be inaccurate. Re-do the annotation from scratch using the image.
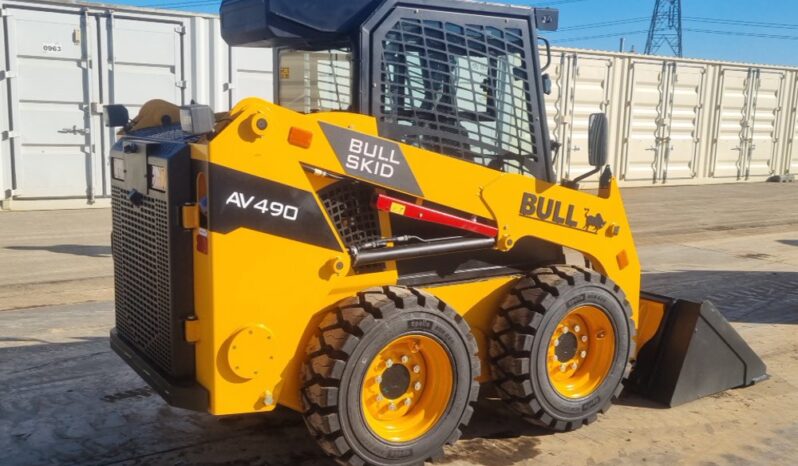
[112,186,174,374]
[319,181,381,248]
[376,17,538,173]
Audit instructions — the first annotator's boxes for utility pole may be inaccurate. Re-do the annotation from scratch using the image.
[645,0,683,57]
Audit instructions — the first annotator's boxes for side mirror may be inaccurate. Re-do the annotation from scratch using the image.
[588,113,609,167]
[104,105,130,128]
[542,73,552,95]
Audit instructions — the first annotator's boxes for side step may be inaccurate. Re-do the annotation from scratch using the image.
[627,293,768,407]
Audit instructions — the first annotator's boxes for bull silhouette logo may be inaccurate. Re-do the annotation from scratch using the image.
[584,209,606,232]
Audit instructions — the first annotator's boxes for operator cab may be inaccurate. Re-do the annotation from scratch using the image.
[221,0,559,181]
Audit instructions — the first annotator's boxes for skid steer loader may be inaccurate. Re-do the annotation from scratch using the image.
[105,0,767,464]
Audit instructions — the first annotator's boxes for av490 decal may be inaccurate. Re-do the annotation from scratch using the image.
[209,164,341,251]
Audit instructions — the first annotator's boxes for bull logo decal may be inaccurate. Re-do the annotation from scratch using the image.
[519,192,608,234]
[584,209,606,233]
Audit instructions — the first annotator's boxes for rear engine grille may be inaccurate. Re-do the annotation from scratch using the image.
[112,186,174,374]
[319,181,381,248]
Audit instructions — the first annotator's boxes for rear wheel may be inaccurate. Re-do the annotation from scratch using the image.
[489,265,634,431]
[302,286,480,466]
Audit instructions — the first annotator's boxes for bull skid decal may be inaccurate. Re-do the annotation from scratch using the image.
[519,192,607,234]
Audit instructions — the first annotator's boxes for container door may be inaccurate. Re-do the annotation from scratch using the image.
[662,63,706,183]
[560,55,614,181]
[104,16,184,114]
[7,7,99,199]
[745,70,784,180]
[784,76,798,178]
[709,68,753,180]
[620,61,668,183]
[230,47,274,108]
[99,15,185,192]
[545,51,568,180]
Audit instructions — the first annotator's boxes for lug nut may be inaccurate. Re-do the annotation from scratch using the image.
[413,365,421,374]
[404,398,412,407]
[389,402,397,411]
[560,364,567,372]
[553,354,559,362]
[554,338,560,347]
[385,359,393,368]
[574,325,581,333]
[401,355,409,364]
[375,375,382,383]
[563,326,569,334]
[581,335,588,343]
[581,351,587,358]
[376,394,383,402]
[572,362,578,370]
[414,382,422,391]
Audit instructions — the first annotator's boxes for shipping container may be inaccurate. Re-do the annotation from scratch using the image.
[0,0,273,209]
[2,1,797,210]
[546,48,798,187]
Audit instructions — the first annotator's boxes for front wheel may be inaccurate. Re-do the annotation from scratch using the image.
[489,266,635,432]
[302,286,480,466]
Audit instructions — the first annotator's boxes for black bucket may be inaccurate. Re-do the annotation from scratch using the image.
[628,293,768,407]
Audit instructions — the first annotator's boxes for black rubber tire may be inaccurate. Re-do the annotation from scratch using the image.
[302,286,480,466]
[489,265,635,432]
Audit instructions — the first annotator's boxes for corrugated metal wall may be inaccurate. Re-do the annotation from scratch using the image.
[0,0,273,208]
[2,2,797,209]
[547,48,798,186]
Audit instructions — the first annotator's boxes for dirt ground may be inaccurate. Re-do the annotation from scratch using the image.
[0,182,797,465]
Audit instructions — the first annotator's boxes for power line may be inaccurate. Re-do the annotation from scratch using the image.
[559,17,649,32]
[552,30,649,44]
[684,27,798,41]
[685,17,798,30]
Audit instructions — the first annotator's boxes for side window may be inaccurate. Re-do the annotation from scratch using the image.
[278,49,352,113]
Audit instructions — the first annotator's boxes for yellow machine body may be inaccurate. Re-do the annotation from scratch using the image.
[184,98,645,415]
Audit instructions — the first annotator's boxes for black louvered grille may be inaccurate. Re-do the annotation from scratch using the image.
[319,182,381,248]
[111,186,174,374]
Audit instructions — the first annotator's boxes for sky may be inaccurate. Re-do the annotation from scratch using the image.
[112,0,798,67]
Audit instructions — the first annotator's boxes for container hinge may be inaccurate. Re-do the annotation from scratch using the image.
[1,130,18,140]
[176,80,187,89]
[175,25,186,35]
[222,82,235,91]
[90,102,105,115]
[0,70,16,80]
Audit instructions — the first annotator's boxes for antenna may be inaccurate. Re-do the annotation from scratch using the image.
[645,0,683,57]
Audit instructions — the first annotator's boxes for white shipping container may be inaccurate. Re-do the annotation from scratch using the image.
[0,0,273,209]
[548,47,798,187]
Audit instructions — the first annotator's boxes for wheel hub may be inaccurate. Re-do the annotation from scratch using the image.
[547,306,616,399]
[380,364,411,399]
[554,331,578,362]
[362,335,453,443]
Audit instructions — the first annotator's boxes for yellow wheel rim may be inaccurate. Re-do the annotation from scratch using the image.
[546,305,616,399]
[361,335,453,443]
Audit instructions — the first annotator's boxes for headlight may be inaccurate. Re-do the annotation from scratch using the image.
[112,158,125,181]
[150,165,167,192]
